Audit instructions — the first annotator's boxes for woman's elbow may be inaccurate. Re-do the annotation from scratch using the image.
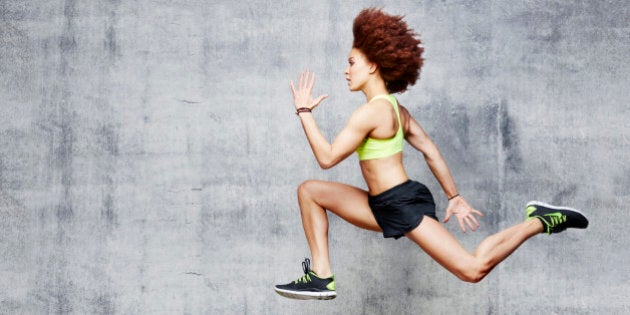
[418,141,440,158]
[316,148,349,169]
[422,149,440,162]
[317,155,340,169]
[318,159,335,170]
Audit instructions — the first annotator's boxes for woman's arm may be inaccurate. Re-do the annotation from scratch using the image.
[400,105,458,197]
[297,109,373,169]
[291,70,375,169]
[399,105,483,232]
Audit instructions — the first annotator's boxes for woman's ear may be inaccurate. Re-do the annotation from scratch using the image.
[369,62,378,75]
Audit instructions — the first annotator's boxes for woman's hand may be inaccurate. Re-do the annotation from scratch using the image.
[443,196,484,233]
[290,70,328,111]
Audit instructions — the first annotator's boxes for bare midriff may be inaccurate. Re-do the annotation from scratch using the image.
[360,152,409,196]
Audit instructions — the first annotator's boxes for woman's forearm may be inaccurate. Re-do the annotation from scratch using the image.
[298,112,334,169]
[423,143,459,199]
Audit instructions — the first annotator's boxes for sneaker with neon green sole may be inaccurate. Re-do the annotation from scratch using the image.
[274,258,336,300]
[526,201,589,234]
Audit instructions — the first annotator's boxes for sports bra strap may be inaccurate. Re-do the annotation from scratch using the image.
[369,94,391,102]
[369,94,401,126]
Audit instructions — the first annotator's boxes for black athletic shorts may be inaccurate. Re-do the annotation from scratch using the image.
[368,180,438,239]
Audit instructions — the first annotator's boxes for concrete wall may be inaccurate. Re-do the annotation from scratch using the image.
[1,0,628,313]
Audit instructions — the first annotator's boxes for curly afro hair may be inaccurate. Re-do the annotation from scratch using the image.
[353,8,424,94]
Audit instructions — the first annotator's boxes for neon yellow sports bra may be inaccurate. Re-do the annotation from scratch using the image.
[356,94,404,161]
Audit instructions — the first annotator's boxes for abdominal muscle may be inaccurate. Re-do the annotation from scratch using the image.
[360,152,409,196]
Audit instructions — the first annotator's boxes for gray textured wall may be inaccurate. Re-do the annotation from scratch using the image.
[1,0,628,314]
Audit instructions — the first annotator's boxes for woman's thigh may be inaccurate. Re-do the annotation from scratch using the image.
[299,180,381,232]
[405,217,475,278]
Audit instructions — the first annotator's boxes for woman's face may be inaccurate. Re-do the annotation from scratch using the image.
[345,48,374,92]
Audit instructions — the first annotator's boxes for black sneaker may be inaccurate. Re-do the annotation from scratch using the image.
[274,258,336,300]
[526,201,589,234]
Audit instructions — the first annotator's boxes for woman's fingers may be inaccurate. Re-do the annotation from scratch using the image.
[312,94,328,108]
[290,80,297,96]
[442,211,451,223]
[458,217,467,233]
[444,197,484,233]
[458,216,474,233]
[308,71,315,92]
[301,69,310,90]
[469,213,480,227]
[466,216,479,231]
[453,208,482,233]
[299,71,304,90]
[296,69,316,91]
[290,70,325,109]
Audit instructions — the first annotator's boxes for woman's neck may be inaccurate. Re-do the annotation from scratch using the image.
[362,77,389,102]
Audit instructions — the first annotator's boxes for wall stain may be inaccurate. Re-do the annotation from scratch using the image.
[45,1,79,313]
[96,124,119,157]
[92,293,115,314]
[613,168,630,197]
[101,193,117,230]
[59,0,77,69]
[103,4,120,64]
[498,100,523,173]
[104,25,117,61]
[451,106,471,150]
[54,108,75,224]
[551,184,578,205]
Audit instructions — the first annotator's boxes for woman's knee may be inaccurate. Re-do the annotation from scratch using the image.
[297,180,325,200]
[298,180,314,197]
[456,260,490,283]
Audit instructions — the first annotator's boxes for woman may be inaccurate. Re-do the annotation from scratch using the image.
[274,8,588,300]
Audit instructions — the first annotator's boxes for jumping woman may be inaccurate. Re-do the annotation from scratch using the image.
[275,8,588,300]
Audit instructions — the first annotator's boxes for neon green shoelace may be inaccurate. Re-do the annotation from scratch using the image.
[544,212,567,227]
[295,273,312,284]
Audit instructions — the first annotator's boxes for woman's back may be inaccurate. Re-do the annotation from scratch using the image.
[357,95,409,195]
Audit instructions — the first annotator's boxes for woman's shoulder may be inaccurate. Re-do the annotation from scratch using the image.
[354,99,383,115]
[395,102,413,133]
[363,97,395,113]
[345,101,387,132]
[396,102,410,117]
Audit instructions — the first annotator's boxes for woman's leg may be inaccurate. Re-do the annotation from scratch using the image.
[297,180,381,277]
[405,216,543,282]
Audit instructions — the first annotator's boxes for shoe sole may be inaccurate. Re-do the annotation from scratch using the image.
[274,287,336,300]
